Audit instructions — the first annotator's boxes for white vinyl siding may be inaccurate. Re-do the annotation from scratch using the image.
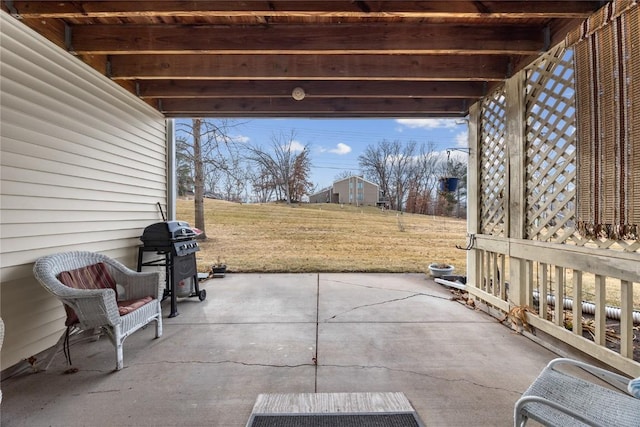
[0,12,167,370]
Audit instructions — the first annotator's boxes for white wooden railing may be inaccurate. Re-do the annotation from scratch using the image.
[467,234,640,377]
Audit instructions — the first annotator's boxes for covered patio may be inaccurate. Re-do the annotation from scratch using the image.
[1,1,639,424]
[1,273,583,426]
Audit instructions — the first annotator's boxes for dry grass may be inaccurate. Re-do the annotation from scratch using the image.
[177,198,468,274]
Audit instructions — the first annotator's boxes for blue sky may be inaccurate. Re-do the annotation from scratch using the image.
[228,118,469,190]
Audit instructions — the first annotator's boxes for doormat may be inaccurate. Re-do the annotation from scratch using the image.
[248,413,421,427]
[246,392,425,427]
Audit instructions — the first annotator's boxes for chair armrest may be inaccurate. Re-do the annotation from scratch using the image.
[103,258,162,300]
[113,270,162,300]
[515,395,609,427]
[548,358,631,394]
[59,288,121,329]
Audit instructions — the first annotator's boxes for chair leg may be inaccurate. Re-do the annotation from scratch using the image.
[155,314,163,338]
[155,301,163,338]
[114,326,124,371]
[514,400,528,427]
[42,330,67,371]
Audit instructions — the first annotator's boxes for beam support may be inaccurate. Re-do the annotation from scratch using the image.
[109,54,509,81]
[70,24,544,55]
[137,80,486,99]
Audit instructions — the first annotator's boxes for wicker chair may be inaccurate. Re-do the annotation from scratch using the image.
[514,358,640,427]
[33,251,163,371]
[0,317,4,402]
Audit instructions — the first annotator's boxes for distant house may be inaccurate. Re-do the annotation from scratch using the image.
[309,176,380,206]
[309,187,332,204]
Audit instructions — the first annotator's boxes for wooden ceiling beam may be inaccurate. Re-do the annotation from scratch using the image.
[156,97,470,117]
[137,80,486,99]
[10,1,603,19]
[70,24,544,55]
[110,54,509,81]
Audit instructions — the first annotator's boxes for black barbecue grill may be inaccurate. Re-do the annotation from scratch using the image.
[138,220,206,317]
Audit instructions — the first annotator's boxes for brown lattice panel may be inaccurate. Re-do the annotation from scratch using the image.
[525,44,639,253]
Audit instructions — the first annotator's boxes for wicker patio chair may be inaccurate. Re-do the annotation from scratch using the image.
[514,357,640,427]
[33,251,163,371]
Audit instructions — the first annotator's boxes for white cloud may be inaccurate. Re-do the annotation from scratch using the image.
[395,118,458,130]
[328,142,352,155]
[287,140,306,152]
[455,131,468,147]
[233,134,250,143]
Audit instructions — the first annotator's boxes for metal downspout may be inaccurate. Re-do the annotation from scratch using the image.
[166,119,176,221]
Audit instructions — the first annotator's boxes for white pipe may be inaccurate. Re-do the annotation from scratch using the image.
[532,290,640,324]
[434,277,467,291]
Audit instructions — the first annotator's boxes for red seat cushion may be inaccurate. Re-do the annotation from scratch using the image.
[117,296,154,316]
[57,262,116,326]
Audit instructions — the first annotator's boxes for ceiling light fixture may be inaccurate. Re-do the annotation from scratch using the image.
[291,87,305,101]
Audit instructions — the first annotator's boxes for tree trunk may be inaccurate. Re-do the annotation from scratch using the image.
[192,119,207,239]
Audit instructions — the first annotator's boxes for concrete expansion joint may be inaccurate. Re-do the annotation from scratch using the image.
[324,292,452,321]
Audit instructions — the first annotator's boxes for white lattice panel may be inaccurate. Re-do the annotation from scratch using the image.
[525,46,577,243]
[480,88,507,236]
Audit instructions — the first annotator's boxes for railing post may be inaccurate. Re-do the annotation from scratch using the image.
[505,71,526,306]
[467,103,481,289]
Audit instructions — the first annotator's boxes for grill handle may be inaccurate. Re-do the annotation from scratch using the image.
[157,202,166,222]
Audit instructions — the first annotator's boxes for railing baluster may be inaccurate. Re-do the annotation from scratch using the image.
[525,260,533,307]
[499,254,506,300]
[555,266,564,327]
[572,270,583,336]
[620,280,633,359]
[491,252,498,296]
[594,275,606,346]
[479,250,486,292]
[484,250,490,292]
[541,263,548,321]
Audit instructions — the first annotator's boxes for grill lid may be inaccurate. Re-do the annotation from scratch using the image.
[140,221,198,246]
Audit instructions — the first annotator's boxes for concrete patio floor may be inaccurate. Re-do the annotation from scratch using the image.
[1,273,589,426]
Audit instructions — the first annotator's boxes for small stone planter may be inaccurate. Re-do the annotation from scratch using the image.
[211,265,227,278]
[428,263,454,278]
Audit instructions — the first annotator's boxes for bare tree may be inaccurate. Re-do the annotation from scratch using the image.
[358,139,393,207]
[289,147,313,202]
[175,119,244,238]
[220,156,248,202]
[405,142,439,214]
[245,131,312,203]
[334,170,359,181]
[203,164,222,198]
[192,119,206,237]
[388,140,417,211]
[249,164,277,203]
[176,151,193,197]
[358,139,419,211]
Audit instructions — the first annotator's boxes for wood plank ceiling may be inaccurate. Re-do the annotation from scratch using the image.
[2,1,609,118]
